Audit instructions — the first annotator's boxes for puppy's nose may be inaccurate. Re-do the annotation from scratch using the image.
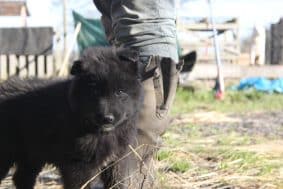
[103,114,115,124]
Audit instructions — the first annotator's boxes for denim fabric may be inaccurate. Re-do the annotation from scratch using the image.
[93,0,178,62]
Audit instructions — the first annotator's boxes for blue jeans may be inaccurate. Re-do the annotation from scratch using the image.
[94,0,178,62]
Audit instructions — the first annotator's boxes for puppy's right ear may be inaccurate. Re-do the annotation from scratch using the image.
[116,47,140,63]
[70,60,84,75]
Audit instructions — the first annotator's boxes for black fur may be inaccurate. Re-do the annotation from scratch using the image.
[0,47,143,189]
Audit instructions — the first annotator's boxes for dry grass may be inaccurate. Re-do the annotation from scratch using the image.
[156,122,283,188]
[155,88,283,188]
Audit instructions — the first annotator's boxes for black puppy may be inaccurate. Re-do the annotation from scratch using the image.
[0,47,143,189]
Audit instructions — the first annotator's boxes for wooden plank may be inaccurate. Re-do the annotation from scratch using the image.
[186,63,283,80]
[25,55,29,76]
[0,54,56,79]
[35,55,38,76]
[6,55,10,77]
[19,55,27,77]
[182,23,239,31]
[0,55,7,80]
[37,55,45,78]
[198,56,237,61]
[46,55,54,78]
[9,54,17,76]
[271,23,281,64]
[15,55,20,76]
[28,55,35,77]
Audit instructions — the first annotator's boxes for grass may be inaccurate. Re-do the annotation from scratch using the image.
[215,132,261,146]
[171,87,283,115]
[156,87,283,188]
[169,160,191,173]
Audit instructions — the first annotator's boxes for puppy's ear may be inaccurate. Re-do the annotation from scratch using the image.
[70,60,88,75]
[70,60,82,75]
[116,47,139,63]
[115,47,142,79]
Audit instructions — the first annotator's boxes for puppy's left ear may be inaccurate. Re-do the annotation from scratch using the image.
[70,60,82,75]
[116,47,139,63]
[70,60,88,75]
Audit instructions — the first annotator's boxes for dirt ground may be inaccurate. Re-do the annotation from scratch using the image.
[1,111,282,189]
[157,111,283,189]
[172,111,283,139]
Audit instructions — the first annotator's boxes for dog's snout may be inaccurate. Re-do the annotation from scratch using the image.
[103,114,115,124]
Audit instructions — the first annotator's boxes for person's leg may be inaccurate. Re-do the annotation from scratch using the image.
[101,60,181,189]
[93,0,180,188]
[93,0,114,44]
[93,0,178,62]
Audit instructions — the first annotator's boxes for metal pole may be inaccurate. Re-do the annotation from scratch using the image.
[20,5,27,27]
[58,22,82,77]
[207,0,225,99]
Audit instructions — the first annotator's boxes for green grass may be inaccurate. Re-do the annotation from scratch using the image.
[171,87,283,115]
[169,160,191,173]
[157,150,172,161]
[157,149,191,173]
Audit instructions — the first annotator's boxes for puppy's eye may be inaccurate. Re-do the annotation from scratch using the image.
[115,90,128,99]
[115,90,124,96]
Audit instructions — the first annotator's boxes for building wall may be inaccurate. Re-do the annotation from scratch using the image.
[0,1,27,16]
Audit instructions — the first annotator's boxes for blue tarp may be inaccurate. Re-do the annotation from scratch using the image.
[233,77,283,93]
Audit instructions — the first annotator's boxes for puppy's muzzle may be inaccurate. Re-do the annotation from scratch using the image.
[101,113,127,132]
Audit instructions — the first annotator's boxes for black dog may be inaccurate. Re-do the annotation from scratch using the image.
[0,47,143,189]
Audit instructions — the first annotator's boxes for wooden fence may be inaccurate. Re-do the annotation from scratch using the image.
[269,18,283,64]
[0,54,55,80]
[177,17,240,64]
[0,27,57,80]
